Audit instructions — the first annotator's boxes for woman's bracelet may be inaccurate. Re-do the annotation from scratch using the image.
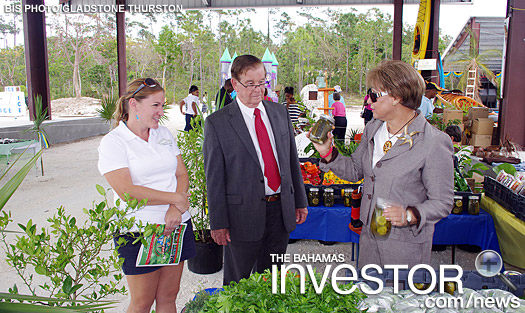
[320,146,333,159]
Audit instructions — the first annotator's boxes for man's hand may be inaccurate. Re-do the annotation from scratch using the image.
[163,205,182,236]
[295,208,308,224]
[211,228,231,246]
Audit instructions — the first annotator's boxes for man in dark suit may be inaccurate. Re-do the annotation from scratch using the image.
[203,55,308,286]
[215,78,234,109]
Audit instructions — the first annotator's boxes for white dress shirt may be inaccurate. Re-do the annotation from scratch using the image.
[237,99,282,195]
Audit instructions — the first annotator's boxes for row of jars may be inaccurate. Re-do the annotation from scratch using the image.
[308,187,354,207]
[453,195,480,215]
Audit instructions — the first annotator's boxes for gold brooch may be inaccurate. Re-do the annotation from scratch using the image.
[398,126,420,149]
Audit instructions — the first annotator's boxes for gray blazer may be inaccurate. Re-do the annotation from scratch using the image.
[203,100,308,242]
[320,113,454,265]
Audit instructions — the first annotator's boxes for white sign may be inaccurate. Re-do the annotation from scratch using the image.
[0,92,26,117]
[295,132,314,158]
[414,59,437,71]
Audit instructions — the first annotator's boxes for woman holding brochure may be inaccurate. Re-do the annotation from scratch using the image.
[98,78,195,313]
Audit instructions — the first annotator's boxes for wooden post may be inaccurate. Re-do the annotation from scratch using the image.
[316,87,335,115]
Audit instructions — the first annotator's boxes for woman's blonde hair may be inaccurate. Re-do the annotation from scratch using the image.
[366,60,425,110]
[114,78,164,125]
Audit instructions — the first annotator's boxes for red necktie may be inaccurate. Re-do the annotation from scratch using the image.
[254,108,281,192]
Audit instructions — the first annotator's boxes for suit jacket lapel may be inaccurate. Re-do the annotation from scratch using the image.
[228,100,261,168]
[380,112,426,161]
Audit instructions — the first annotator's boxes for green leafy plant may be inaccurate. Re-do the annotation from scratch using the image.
[96,93,118,125]
[177,116,209,242]
[428,113,462,132]
[455,146,490,179]
[493,163,517,176]
[193,269,366,312]
[0,185,157,308]
[23,94,48,176]
[0,152,120,310]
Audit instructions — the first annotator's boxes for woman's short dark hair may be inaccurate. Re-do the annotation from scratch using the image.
[284,86,294,95]
[333,93,341,101]
[366,60,425,110]
[445,125,462,142]
[189,85,198,93]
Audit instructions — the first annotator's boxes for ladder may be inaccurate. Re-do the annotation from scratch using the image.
[465,69,477,98]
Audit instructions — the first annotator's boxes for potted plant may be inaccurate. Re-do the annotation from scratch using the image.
[177,116,223,274]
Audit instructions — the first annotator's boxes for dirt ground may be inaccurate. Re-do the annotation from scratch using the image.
[0,104,521,312]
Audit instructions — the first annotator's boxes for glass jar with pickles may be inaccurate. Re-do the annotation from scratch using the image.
[309,114,335,144]
[370,198,392,238]
[308,188,320,207]
[323,188,334,207]
[452,195,463,214]
[343,188,353,207]
[468,195,480,215]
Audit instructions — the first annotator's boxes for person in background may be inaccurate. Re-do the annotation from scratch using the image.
[275,84,284,103]
[419,82,438,119]
[362,93,374,125]
[215,79,234,109]
[308,60,453,268]
[445,125,462,151]
[286,95,304,125]
[98,78,194,312]
[331,93,347,141]
[263,88,272,101]
[203,55,308,286]
[202,91,208,114]
[328,85,345,109]
[179,85,200,131]
[282,86,294,106]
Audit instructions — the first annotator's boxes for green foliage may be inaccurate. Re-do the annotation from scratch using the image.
[455,146,489,178]
[195,270,366,312]
[96,93,118,124]
[493,163,517,176]
[428,113,462,132]
[0,185,164,309]
[177,116,209,242]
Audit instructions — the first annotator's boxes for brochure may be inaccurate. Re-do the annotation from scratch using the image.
[136,223,186,267]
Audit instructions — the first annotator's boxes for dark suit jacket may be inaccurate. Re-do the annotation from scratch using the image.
[203,100,308,242]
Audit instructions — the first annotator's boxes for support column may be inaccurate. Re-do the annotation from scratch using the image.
[500,0,525,147]
[429,0,440,83]
[392,0,403,60]
[116,0,127,96]
[22,0,51,120]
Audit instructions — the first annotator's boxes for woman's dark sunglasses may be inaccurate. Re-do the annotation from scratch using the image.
[367,88,389,103]
[131,78,156,98]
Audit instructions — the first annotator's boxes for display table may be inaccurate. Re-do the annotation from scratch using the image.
[482,195,525,268]
[290,204,501,261]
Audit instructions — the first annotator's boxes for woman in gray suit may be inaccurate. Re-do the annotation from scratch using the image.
[310,60,454,267]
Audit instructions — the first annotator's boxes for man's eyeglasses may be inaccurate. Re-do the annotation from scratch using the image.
[237,80,268,91]
[131,78,157,98]
[367,88,389,103]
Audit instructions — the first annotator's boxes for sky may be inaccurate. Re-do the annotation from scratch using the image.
[0,0,508,48]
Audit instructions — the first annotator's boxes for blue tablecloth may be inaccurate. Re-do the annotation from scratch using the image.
[290,204,501,254]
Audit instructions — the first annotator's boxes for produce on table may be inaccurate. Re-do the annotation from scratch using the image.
[301,162,322,185]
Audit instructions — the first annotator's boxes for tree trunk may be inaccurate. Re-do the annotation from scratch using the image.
[346,48,349,92]
[73,50,82,98]
[199,46,203,95]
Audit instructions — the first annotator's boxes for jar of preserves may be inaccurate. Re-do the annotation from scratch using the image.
[452,195,463,214]
[468,195,480,215]
[323,188,334,207]
[343,188,353,207]
[308,188,320,207]
[371,197,392,238]
[309,114,335,144]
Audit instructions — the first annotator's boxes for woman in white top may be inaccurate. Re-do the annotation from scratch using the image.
[98,78,195,313]
[179,85,200,131]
